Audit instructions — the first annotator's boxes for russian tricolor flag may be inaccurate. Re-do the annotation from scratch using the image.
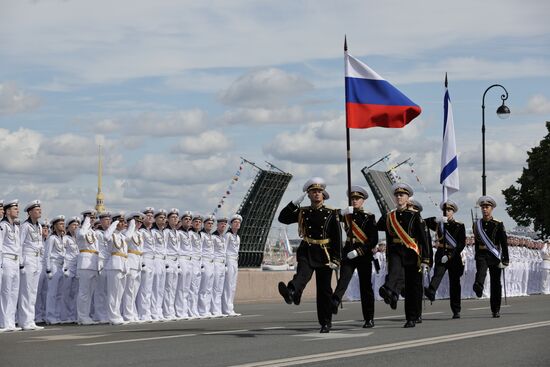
[345,53,421,129]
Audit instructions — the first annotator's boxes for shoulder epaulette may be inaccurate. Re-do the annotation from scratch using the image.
[490,218,502,224]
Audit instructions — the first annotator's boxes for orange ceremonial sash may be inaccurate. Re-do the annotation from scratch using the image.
[387,211,420,257]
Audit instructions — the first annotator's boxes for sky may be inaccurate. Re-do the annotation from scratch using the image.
[1,0,549,237]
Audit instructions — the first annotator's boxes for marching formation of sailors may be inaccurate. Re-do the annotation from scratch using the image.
[278,177,532,332]
[0,199,242,331]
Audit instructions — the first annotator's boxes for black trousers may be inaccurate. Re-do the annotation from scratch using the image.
[474,253,502,313]
[288,259,333,327]
[383,251,422,321]
[429,250,464,314]
[333,256,374,321]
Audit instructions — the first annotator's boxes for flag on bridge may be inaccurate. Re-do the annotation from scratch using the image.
[345,52,421,129]
[440,74,459,202]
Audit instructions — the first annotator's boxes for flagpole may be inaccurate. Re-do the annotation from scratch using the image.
[344,36,352,209]
[440,74,449,277]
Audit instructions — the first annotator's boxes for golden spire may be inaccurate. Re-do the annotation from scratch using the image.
[95,144,106,213]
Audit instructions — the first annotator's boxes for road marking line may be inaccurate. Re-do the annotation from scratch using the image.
[204,329,249,335]
[78,333,196,346]
[229,320,550,367]
[468,305,510,311]
[262,327,286,330]
[294,310,318,314]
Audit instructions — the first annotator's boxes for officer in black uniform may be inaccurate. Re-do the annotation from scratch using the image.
[330,185,378,328]
[377,183,430,328]
[472,195,509,318]
[424,200,466,319]
[406,198,433,324]
[278,177,342,333]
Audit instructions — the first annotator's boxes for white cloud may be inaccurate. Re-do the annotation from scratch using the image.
[524,94,550,115]
[220,106,308,125]
[219,68,313,108]
[171,130,232,155]
[0,82,40,115]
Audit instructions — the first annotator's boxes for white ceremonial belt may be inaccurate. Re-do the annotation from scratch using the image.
[24,250,43,257]
[51,258,64,264]
[226,255,239,261]
[192,256,202,261]
[181,255,192,261]
[214,258,226,263]
[203,258,214,263]
[167,255,178,261]
[143,253,156,260]
[3,253,19,261]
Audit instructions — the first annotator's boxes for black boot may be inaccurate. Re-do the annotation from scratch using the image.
[363,319,375,328]
[403,320,416,328]
[452,312,461,319]
[330,296,340,315]
[424,287,435,302]
[492,312,500,318]
[320,323,332,333]
[415,316,422,324]
[473,282,483,298]
[379,286,392,305]
[278,282,293,305]
[390,293,398,310]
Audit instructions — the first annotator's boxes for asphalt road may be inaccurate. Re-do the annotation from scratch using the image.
[1,295,549,367]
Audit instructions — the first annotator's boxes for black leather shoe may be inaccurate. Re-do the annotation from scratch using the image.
[363,319,375,328]
[278,282,293,305]
[320,324,331,333]
[330,297,340,315]
[415,316,422,324]
[492,312,500,318]
[390,294,398,310]
[293,291,301,306]
[473,282,483,298]
[452,312,461,319]
[403,320,416,328]
[379,286,391,305]
[424,287,435,302]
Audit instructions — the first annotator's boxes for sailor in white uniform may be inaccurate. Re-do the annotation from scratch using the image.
[76,210,100,325]
[211,216,228,317]
[0,200,22,331]
[176,211,193,319]
[222,214,242,316]
[151,209,167,321]
[136,207,156,322]
[18,200,45,330]
[60,217,80,323]
[188,214,203,318]
[122,212,144,323]
[198,215,216,317]
[44,215,66,325]
[163,208,180,320]
[93,212,112,324]
[104,212,131,325]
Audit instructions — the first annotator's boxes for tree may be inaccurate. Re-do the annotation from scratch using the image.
[502,121,550,239]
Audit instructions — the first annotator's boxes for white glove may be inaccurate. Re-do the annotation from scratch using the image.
[328,262,339,270]
[225,265,228,273]
[421,263,429,273]
[498,262,508,269]
[20,266,26,275]
[347,250,359,260]
[63,269,70,277]
[292,193,306,206]
[435,216,448,224]
[441,255,449,264]
[201,265,205,273]
[141,264,147,273]
[340,206,354,216]
[47,271,53,280]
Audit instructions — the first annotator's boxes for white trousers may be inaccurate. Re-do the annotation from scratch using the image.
[162,257,178,319]
[136,257,155,321]
[222,258,238,315]
[175,257,193,318]
[18,254,42,328]
[198,260,215,316]
[151,257,166,320]
[106,270,126,323]
[122,268,141,321]
[93,269,109,322]
[45,262,64,323]
[188,259,202,317]
[211,260,226,316]
[541,268,550,295]
[76,269,97,323]
[0,257,20,329]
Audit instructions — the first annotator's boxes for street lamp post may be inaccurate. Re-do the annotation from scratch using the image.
[482,84,510,195]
